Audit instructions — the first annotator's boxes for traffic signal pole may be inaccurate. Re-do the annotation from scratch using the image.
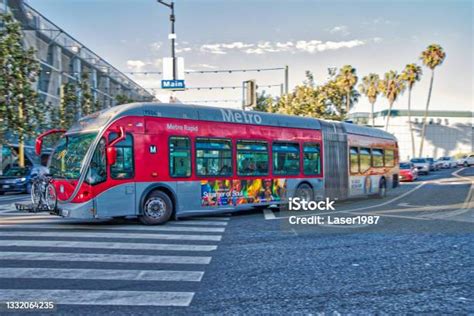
[157,0,176,80]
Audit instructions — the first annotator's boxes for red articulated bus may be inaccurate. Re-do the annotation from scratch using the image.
[36,103,399,224]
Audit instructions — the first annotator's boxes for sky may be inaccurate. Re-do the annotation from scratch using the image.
[28,0,473,113]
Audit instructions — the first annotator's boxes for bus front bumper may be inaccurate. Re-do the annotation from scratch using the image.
[57,199,95,219]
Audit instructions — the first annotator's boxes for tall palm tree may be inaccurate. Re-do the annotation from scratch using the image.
[419,44,446,157]
[358,73,380,127]
[336,65,358,117]
[401,63,422,158]
[378,70,406,131]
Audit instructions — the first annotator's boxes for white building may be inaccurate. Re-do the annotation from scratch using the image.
[349,110,473,161]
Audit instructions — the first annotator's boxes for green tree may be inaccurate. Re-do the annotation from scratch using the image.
[359,73,380,127]
[79,73,94,116]
[0,13,42,167]
[401,63,422,158]
[51,81,79,129]
[378,70,406,131]
[253,90,276,112]
[115,94,135,105]
[419,44,446,156]
[335,65,358,117]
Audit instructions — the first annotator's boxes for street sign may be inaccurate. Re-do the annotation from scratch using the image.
[163,57,185,80]
[161,79,185,90]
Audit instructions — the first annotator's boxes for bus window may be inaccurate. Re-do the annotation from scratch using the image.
[359,148,371,173]
[303,143,320,175]
[273,142,300,175]
[372,149,384,167]
[196,138,232,176]
[385,149,395,167]
[169,136,191,177]
[237,140,268,176]
[109,133,134,179]
[350,147,359,174]
[86,138,106,185]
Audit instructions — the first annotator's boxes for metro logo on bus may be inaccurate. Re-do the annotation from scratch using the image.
[220,109,262,125]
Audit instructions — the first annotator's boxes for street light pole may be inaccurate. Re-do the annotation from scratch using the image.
[157,0,176,80]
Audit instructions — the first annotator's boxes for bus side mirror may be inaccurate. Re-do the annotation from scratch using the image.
[35,138,43,156]
[107,147,117,166]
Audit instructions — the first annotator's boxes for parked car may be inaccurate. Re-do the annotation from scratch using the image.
[399,162,418,182]
[0,165,48,195]
[457,154,474,167]
[438,156,457,169]
[410,158,430,175]
[425,158,439,171]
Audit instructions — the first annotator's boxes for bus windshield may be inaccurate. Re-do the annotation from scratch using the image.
[49,132,97,179]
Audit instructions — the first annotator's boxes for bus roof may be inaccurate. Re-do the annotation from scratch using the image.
[68,102,396,141]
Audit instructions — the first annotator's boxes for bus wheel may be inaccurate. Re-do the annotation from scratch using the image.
[295,183,313,202]
[139,190,173,225]
[377,179,387,199]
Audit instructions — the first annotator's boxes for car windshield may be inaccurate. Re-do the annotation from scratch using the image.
[426,158,434,162]
[411,159,425,163]
[399,163,411,169]
[3,167,28,177]
[441,157,450,161]
[49,132,97,179]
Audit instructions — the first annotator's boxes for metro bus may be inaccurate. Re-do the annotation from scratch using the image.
[35,103,399,224]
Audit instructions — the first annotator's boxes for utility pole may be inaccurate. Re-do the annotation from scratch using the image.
[284,65,289,95]
[157,0,176,80]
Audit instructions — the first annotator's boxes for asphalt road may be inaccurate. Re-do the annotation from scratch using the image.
[0,167,472,315]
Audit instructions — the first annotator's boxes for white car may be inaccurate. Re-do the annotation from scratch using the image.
[457,154,474,167]
[438,156,457,168]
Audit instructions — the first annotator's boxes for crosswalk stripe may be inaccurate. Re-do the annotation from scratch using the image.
[0,230,222,241]
[172,220,228,226]
[0,267,204,282]
[0,251,212,264]
[0,239,217,251]
[0,223,226,233]
[0,289,194,306]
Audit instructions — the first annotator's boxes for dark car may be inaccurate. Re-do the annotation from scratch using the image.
[0,166,44,195]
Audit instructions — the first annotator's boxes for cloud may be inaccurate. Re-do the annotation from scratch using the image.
[329,25,350,36]
[190,63,218,69]
[295,39,365,53]
[200,44,227,55]
[199,39,366,55]
[126,60,147,71]
[176,47,192,53]
[150,42,162,52]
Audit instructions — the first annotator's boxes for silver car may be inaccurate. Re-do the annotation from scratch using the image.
[410,158,430,175]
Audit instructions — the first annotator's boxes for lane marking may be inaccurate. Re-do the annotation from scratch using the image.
[172,220,228,226]
[0,231,222,241]
[0,251,212,264]
[0,239,218,252]
[263,209,276,220]
[0,289,194,306]
[191,216,230,221]
[0,224,226,233]
[0,267,204,282]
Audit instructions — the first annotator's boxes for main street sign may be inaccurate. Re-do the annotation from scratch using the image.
[161,79,185,90]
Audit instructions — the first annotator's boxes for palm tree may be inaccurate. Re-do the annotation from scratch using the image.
[401,64,422,158]
[419,44,446,156]
[378,70,406,131]
[336,65,358,117]
[358,73,380,127]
